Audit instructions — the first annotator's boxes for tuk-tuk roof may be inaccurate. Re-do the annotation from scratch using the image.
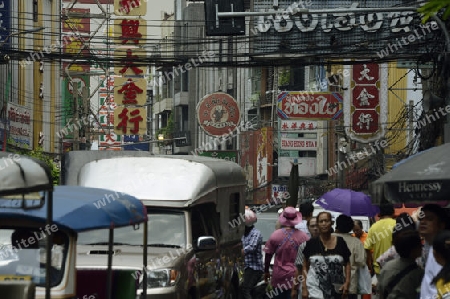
[0,152,53,196]
[0,185,148,232]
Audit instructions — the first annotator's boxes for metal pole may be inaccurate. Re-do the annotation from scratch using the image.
[408,100,414,153]
[45,190,53,299]
[73,83,79,151]
[142,220,148,298]
[106,228,114,299]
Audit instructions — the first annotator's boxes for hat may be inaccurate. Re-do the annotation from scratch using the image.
[245,209,257,227]
[279,207,302,227]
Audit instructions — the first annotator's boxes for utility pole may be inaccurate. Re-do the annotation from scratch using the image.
[408,100,414,153]
[82,86,89,150]
[73,82,79,151]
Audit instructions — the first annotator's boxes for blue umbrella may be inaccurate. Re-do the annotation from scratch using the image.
[316,188,379,217]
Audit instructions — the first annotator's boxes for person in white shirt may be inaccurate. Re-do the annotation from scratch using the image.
[419,204,449,299]
[295,201,314,238]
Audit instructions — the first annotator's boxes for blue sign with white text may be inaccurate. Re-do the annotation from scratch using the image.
[0,1,11,49]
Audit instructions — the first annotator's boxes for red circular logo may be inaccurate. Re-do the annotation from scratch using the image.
[197,92,241,136]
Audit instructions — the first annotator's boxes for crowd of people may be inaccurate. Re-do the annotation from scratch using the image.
[240,201,450,299]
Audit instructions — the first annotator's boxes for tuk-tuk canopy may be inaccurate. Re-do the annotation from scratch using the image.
[0,152,53,196]
[0,185,148,232]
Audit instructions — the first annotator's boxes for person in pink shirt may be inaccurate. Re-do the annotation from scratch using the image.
[264,207,310,299]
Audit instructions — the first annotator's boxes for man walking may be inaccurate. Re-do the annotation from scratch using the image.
[241,208,264,299]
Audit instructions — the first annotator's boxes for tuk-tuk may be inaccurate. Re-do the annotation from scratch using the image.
[0,152,149,299]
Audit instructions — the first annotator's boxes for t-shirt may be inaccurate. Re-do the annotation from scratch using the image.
[421,245,442,299]
[436,278,450,299]
[303,236,351,299]
[364,218,396,274]
[295,220,311,238]
[264,228,309,288]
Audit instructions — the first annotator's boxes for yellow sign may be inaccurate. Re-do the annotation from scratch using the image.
[113,19,146,45]
[114,0,147,16]
[0,275,32,281]
[113,48,147,76]
[113,107,147,135]
[114,77,147,106]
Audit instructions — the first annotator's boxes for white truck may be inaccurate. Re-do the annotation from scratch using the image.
[62,151,247,299]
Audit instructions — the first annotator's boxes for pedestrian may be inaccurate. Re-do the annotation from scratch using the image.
[377,230,424,299]
[431,230,450,299]
[376,212,418,269]
[300,211,351,299]
[364,203,396,295]
[307,216,319,239]
[241,208,264,299]
[334,214,367,299]
[419,204,448,299]
[295,201,315,238]
[352,220,368,244]
[264,207,309,299]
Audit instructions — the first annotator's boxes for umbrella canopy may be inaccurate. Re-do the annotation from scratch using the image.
[0,185,148,232]
[316,188,380,217]
[370,143,450,208]
[0,152,53,196]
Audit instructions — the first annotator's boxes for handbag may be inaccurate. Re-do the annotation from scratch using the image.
[357,265,372,294]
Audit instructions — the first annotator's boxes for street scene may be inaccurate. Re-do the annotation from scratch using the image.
[0,0,450,298]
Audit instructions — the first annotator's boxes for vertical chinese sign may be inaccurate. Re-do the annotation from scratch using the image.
[113,0,148,149]
[61,7,91,144]
[344,63,388,143]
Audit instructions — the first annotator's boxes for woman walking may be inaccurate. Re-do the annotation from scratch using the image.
[300,211,351,299]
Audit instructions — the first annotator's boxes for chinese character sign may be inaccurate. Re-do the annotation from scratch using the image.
[114,107,146,135]
[343,63,388,143]
[114,0,147,16]
[114,19,146,45]
[114,77,146,105]
[114,48,147,76]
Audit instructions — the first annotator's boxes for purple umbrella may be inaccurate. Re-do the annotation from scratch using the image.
[316,188,380,217]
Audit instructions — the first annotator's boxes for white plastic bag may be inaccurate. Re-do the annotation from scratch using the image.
[357,265,372,294]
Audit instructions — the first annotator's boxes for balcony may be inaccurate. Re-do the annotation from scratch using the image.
[174,92,189,106]
[153,98,173,114]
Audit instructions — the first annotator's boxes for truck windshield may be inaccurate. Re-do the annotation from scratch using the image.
[78,210,186,248]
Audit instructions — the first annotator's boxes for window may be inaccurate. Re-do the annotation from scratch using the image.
[229,193,240,224]
[0,227,69,287]
[33,0,38,22]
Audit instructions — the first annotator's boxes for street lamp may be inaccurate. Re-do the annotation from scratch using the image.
[0,27,45,61]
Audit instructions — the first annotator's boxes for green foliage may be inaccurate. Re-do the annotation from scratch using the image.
[13,147,60,186]
[417,0,450,23]
[278,69,291,86]
[156,113,174,141]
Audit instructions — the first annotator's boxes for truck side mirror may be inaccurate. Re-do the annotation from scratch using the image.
[197,236,217,250]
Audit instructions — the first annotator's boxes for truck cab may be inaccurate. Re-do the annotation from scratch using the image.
[63,152,247,299]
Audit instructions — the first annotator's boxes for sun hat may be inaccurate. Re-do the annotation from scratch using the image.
[244,208,257,227]
[279,207,302,227]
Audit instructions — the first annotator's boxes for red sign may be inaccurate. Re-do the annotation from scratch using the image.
[197,92,241,136]
[277,92,342,120]
[350,63,380,135]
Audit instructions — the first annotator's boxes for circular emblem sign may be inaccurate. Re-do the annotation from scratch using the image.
[197,92,241,136]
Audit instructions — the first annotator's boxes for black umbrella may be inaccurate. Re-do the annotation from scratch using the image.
[287,159,299,207]
[370,143,450,208]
